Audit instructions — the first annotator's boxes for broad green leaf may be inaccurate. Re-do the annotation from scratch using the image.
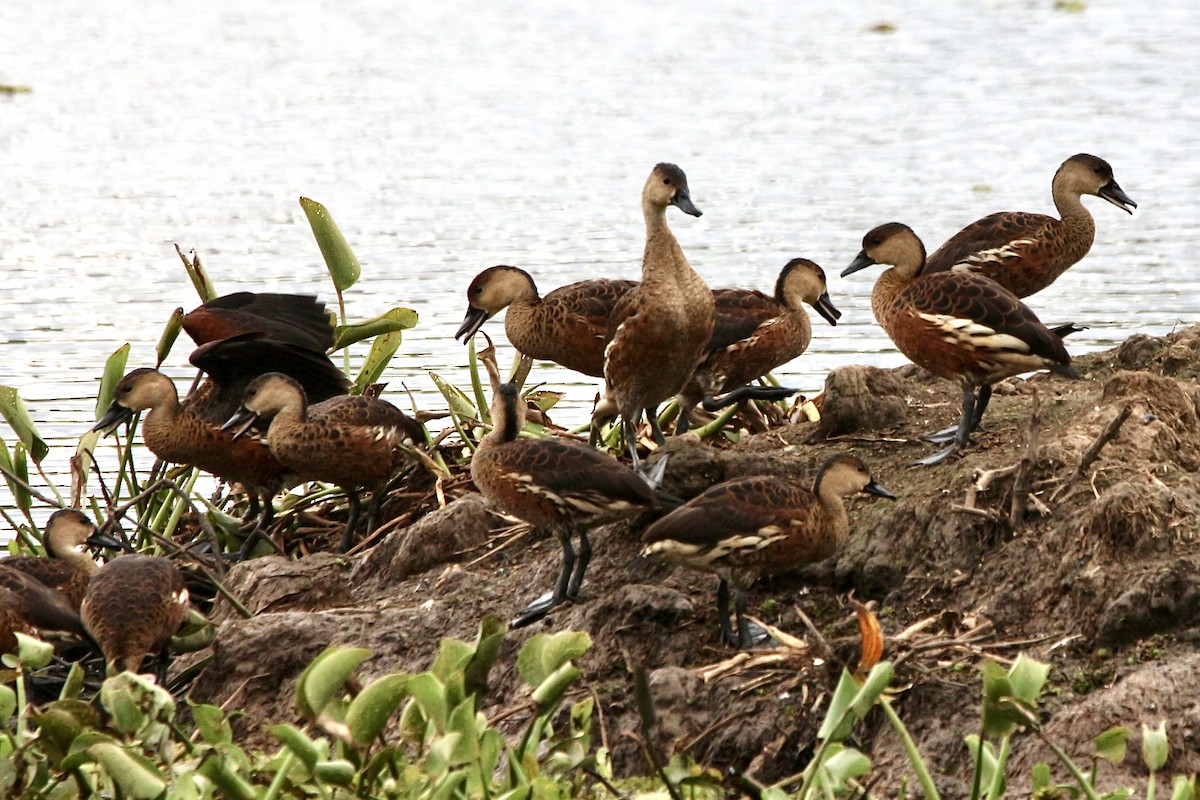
[0,684,15,723]
[431,638,476,682]
[86,742,167,800]
[981,659,1018,738]
[1008,654,1051,706]
[406,673,449,734]
[526,389,565,413]
[195,751,257,800]
[430,371,480,420]
[1171,775,1197,800]
[446,698,481,765]
[11,443,31,513]
[1142,721,1169,771]
[155,311,183,368]
[1030,762,1052,792]
[189,701,231,745]
[270,723,325,770]
[353,330,403,395]
[300,197,361,292]
[517,630,591,687]
[821,746,872,785]
[817,669,862,742]
[15,632,54,669]
[848,661,894,719]
[295,646,372,719]
[530,663,581,711]
[1094,725,1130,764]
[0,387,47,463]
[95,344,131,417]
[463,615,507,697]
[345,673,411,746]
[964,735,1001,795]
[332,307,419,351]
[314,759,357,785]
[32,705,90,766]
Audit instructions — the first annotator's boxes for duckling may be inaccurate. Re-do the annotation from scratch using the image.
[676,258,841,434]
[472,381,679,626]
[0,565,88,644]
[643,453,894,649]
[842,222,1078,465]
[923,154,1135,298]
[1,509,114,608]
[455,266,637,378]
[594,163,715,467]
[222,373,423,553]
[81,555,189,674]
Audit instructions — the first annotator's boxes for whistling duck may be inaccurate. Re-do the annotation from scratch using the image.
[842,222,1078,465]
[455,266,637,378]
[923,154,1136,298]
[1,509,115,608]
[472,381,679,626]
[223,373,423,553]
[676,258,841,433]
[181,292,337,351]
[0,565,88,646]
[81,555,189,674]
[643,453,894,648]
[594,163,715,467]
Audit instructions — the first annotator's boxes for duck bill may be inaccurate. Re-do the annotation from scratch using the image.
[864,480,897,500]
[220,407,260,440]
[841,251,877,278]
[1098,180,1136,214]
[455,306,490,342]
[672,190,702,217]
[814,292,841,326]
[86,529,130,552]
[92,402,134,434]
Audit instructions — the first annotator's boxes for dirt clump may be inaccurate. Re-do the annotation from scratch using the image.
[188,325,1200,792]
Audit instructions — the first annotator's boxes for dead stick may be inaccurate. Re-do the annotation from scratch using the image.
[1077,404,1131,477]
[1009,390,1041,528]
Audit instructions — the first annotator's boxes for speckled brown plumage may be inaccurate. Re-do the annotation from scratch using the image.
[677,259,840,432]
[0,564,87,639]
[473,382,676,624]
[642,454,894,648]
[1,509,103,608]
[225,373,423,552]
[81,555,189,674]
[842,222,1077,464]
[0,588,31,653]
[595,163,715,465]
[455,266,637,378]
[923,154,1136,298]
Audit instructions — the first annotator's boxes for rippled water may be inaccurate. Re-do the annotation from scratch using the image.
[2,0,1197,521]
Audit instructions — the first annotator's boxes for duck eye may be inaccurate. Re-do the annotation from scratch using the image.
[662,178,671,186]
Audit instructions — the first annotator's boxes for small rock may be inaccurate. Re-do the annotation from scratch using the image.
[212,553,354,622]
[814,365,909,439]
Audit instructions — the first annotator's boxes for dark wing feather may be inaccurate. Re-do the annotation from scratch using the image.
[708,288,779,351]
[643,477,811,547]
[924,211,1055,274]
[183,293,336,351]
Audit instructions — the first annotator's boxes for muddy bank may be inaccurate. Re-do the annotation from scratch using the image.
[188,325,1200,791]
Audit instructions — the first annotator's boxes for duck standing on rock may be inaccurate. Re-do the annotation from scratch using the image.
[594,163,715,468]
[842,222,1078,465]
[223,373,424,553]
[643,453,894,649]
[922,154,1136,299]
[455,265,636,378]
[676,258,841,433]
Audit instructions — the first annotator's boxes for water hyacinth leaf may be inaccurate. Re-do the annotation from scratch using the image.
[1008,653,1051,706]
[1094,725,1130,764]
[463,615,507,697]
[300,197,361,293]
[817,669,861,742]
[848,661,894,719]
[526,389,565,414]
[0,386,48,463]
[516,630,591,687]
[406,673,450,733]
[1171,775,1197,800]
[332,307,419,351]
[345,673,411,746]
[71,431,102,507]
[190,701,232,745]
[0,684,15,723]
[32,706,91,766]
[353,330,403,395]
[431,638,476,682]
[1030,762,1053,792]
[270,723,325,770]
[964,734,1001,794]
[821,746,872,786]
[15,631,54,669]
[530,662,581,710]
[1142,721,1169,771]
[12,443,31,512]
[430,371,480,420]
[980,659,1019,738]
[155,311,183,368]
[86,742,168,800]
[446,698,481,765]
[295,646,372,719]
[60,662,87,701]
[95,343,131,417]
[314,759,357,786]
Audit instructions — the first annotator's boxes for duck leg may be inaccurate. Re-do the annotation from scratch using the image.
[646,405,666,445]
[913,387,978,466]
[716,578,736,646]
[511,532,576,628]
[566,531,591,600]
[364,488,385,537]
[339,491,362,553]
[623,410,643,471]
[701,385,799,412]
[235,492,283,560]
[920,384,992,444]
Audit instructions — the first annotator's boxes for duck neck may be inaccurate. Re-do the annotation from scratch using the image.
[54,541,100,575]
[813,474,851,553]
[642,202,691,285]
[481,395,523,449]
[1051,183,1096,246]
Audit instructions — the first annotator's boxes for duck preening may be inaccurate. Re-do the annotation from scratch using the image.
[81,554,189,675]
[923,154,1135,299]
[593,163,715,469]
[842,222,1078,465]
[642,453,894,649]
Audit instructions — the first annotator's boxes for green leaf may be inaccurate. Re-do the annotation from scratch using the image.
[817,669,862,742]
[446,698,481,765]
[517,630,591,687]
[15,632,54,669]
[821,745,872,786]
[32,704,94,766]
[96,344,131,418]
[1094,725,1130,765]
[314,759,357,786]
[0,684,14,723]
[848,661,894,719]
[11,444,31,513]
[1142,721,1169,772]
[981,659,1018,738]
[431,638,476,682]
[464,615,507,697]
[1171,775,1197,800]
[332,307,419,351]
[59,661,86,701]
[406,673,449,734]
[353,330,403,395]
[155,312,183,368]
[430,371,480,420]
[530,663,581,711]
[300,197,361,292]
[1008,654,1051,706]
[195,751,257,800]
[295,646,371,719]
[86,742,168,799]
[1030,762,1052,792]
[189,701,231,745]
[0,387,47,464]
[345,673,411,746]
[270,723,325,770]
